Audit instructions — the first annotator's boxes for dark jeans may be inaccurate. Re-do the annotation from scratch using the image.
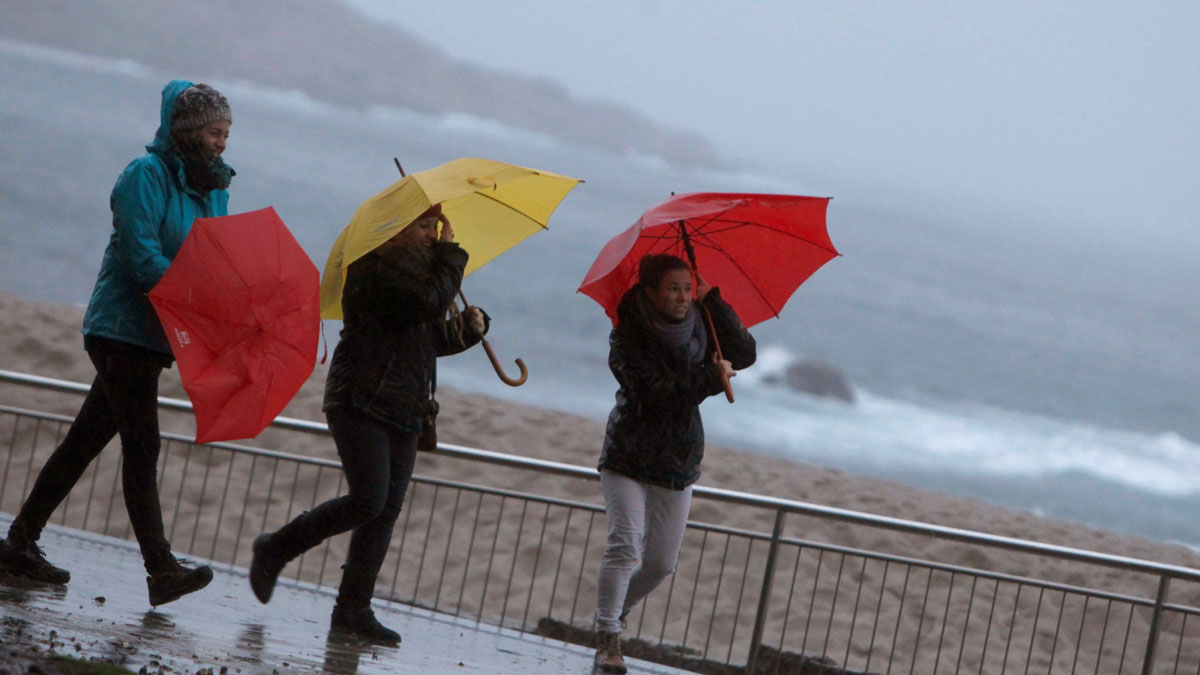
[269,408,419,609]
[8,343,174,573]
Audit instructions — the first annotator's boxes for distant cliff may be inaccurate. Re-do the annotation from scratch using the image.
[1,0,722,167]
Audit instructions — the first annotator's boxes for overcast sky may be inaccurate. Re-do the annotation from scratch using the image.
[343,1,1199,259]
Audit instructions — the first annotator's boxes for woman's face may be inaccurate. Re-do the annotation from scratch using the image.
[646,268,693,322]
[389,215,439,250]
[184,119,231,157]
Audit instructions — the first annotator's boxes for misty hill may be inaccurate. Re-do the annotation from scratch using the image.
[1,0,721,167]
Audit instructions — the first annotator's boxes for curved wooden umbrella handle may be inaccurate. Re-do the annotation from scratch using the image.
[458,289,528,387]
[480,338,528,387]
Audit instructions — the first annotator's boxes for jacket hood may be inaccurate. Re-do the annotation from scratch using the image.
[147,79,195,155]
[615,285,647,327]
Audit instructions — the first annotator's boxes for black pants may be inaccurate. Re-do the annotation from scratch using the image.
[269,408,419,609]
[9,343,174,573]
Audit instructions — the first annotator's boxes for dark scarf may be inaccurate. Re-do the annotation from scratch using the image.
[171,136,233,195]
[640,294,707,364]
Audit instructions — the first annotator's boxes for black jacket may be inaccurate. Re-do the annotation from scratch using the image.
[597,287,756,489]
[323,241,483,430]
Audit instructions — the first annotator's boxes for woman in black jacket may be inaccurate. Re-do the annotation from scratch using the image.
[248,204,487,645]
[592,253,756,673]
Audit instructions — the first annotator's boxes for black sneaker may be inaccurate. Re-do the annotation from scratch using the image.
[146,558,213,606]
[249,533,285,604]
[0,536,70,585]
[330,604,401,646]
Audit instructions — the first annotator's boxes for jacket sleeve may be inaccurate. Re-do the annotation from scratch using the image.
[433,308,489,357]
[110,159,173,293]
[702,288,757,370]
[609,329,724,409]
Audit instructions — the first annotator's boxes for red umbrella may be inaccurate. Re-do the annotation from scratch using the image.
[578,192,838,401]
[149,207,320,443]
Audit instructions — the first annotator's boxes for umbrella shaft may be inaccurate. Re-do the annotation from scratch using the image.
[699,302,734,403]
[677,220,732,402]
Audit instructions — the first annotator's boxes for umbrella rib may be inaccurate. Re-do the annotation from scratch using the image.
[617,230,682,290]
[673,211,784,318]
[691,219,840,255]
[207,235,257,292]
[472,191,551,231]
[686,210,835,321]
[674,204,839,253]
[688,235,785,320]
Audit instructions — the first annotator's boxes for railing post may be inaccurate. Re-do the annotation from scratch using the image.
[1141,574,1171,675]
[747,509,786,674]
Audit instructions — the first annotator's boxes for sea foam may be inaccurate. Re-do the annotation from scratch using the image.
[707,366,1200,499]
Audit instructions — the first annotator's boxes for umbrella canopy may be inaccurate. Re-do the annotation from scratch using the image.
[578,192,838,327]
[149,207,320,444]
[320,157,581,319]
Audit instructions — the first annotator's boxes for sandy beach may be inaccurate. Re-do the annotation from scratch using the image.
[3,289,1200,672]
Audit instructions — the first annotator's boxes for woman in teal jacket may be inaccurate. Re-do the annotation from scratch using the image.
[0,80,233,607]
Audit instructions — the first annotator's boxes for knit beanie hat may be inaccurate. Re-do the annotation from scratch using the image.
[170,84,232,133]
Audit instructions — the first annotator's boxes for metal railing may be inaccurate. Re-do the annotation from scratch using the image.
[3,368,1200,673]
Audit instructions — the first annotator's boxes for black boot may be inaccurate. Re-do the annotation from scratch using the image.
[249,533,288,604]
[146,557,213,606]
[0,536,70,585]
[330,604,401,646]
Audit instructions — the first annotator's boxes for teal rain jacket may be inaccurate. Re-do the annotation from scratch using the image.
[81,79,231,355]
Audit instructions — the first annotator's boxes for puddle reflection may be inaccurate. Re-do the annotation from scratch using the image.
[0,573,68,606]
[233,622,267,665]
[322,629,399,674]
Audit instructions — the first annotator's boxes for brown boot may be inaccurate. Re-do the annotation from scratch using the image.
[594,630,627,674]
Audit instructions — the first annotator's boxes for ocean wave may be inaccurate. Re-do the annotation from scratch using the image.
[437,112,558,150]
[731,343,796,386]
[0,37,564,158]
[226,81,350,121]
[706,386,1200,498]
[0,38,152,79]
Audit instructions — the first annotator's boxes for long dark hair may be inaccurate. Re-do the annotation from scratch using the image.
[637,253,690,290]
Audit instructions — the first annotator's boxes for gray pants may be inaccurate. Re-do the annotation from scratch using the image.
[594,469,693,633]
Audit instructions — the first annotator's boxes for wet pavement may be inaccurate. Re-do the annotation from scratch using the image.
[0,518,688,674]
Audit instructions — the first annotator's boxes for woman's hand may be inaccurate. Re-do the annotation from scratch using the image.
[713,353,735,379]
[695,272,712,301]
[438,212,454,243]
[464,306,486,334]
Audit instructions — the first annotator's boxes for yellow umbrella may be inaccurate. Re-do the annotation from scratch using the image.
[320,157,582,382]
